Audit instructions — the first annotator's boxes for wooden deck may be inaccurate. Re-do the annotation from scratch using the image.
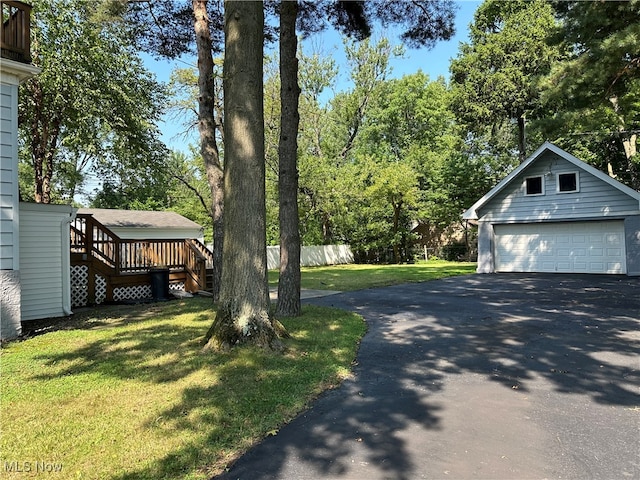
[1,1,32,63]
[70,214,213,306]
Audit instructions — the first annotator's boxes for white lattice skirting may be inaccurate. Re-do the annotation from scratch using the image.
[71,265,88,307]
[96,274,106,304]
[113,284,152,302]
[70,265,185,307]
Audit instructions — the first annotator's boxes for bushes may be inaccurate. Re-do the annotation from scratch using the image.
[441,241,474,261]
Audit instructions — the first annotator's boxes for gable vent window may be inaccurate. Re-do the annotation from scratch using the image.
[525,176,544,196]
[557,172,579,193]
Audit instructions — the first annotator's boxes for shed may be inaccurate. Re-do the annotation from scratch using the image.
[463,142,640,276]
[78,208,204,242]
[19,202,75,321]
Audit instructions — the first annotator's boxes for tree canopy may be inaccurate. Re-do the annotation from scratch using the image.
[450,0,559,161]
[19,0,167,204]
[539,0,640,187]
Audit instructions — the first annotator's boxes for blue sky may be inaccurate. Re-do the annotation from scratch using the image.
[78,1,479,203]
[145,0,481,152]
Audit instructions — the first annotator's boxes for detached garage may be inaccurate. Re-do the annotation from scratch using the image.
[464,142,640,276]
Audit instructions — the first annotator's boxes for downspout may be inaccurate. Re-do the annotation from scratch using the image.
[61,208,77,316]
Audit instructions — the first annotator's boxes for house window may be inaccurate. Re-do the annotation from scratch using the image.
[525,176,544,196]
[557,172,578,192]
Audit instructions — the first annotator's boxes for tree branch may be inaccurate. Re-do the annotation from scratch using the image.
[172,173,212,216]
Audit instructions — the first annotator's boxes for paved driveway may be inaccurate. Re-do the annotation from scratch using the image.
[218,274,640,480]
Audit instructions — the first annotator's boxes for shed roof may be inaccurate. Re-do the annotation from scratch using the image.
[78,208,202,230]
[463,142,640,220]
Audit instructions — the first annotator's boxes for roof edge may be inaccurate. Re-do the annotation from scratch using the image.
[462,142,640,220]
[463,142,552,220]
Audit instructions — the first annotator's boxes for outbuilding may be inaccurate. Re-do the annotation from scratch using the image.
[463,142,640,276]
[77,208,204,243]
[19,203,75,322]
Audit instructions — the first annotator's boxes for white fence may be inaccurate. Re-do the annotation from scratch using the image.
[267,245,353,270]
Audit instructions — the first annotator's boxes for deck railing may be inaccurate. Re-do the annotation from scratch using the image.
[70,214,214,304]
[71,214,213,276]
[1,1,31,63]
[184,239,214,290]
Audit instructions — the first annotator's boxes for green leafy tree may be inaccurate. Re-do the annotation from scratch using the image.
[295,47,339,245]
[18,0,167,204]
[450,0,558,162]
[165,149,214,242]
[539,0,640,188]
[349,73,460,261]
[88,168,172,211]
[364,159,420,263]
[294,37,400,247]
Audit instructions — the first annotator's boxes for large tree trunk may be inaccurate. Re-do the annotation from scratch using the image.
[392,200,402,264]
[621,132,639,189]
[517,114,526,163]
[204,0,282,351]
[609,95,639,187]
[276,0,301,317]
[30,80,60,204]
[192,0,224,300]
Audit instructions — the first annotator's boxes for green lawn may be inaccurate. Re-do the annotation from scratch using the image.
[0,299,365,479]
[269,259,476,291]
[1,260,475,479]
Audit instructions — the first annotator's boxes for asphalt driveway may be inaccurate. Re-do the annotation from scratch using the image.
[217,273,640,480]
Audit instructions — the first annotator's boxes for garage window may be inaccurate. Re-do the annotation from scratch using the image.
[525,176,544,196]
[557,172,579,193]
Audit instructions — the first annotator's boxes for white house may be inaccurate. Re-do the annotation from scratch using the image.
[463,142,640,276]
[1,3,41,339]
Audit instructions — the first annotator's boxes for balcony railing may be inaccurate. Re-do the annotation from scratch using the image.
[1,1,31,63]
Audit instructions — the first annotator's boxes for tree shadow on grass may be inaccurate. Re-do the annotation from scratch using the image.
[213,273,640,479]
[24,299,365,480]
[30,301,213,384]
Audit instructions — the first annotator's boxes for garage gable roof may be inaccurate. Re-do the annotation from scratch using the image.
[463,142,640,220]
[78,208,202,230]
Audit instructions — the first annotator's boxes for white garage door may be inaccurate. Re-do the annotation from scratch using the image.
[495,221,626,274]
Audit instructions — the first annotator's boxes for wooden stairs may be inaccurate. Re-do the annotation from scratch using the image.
[70,213,214,306]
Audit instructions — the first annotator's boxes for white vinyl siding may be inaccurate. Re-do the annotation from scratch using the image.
[19,203,73,321]
[495,221,626,274]
[0,83,17,270]
[478,151,639,223]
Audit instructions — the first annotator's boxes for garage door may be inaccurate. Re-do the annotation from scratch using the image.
[494,221,626,274]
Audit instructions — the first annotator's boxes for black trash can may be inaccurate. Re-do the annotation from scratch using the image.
[150,267,170,301]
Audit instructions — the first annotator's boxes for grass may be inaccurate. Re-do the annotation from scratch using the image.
[269,259,476,291]
[1,260,475,479]
[0,299,366,479]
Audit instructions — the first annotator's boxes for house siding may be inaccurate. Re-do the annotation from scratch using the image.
[477,151,639,223]
[0,83,18,271]
[19,203,74,321]
[476,222,493,274]
[1,59,41,339]
[625,215,640,276]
